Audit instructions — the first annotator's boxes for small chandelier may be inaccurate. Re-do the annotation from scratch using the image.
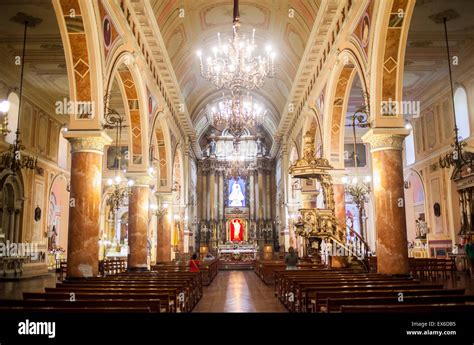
[150,197,169,220]
[439,17,474,176]
[342,95,372,241]
[103,96,133,212]
[0,19,38,175]
[211,91,265,137]
[196,0,275,91]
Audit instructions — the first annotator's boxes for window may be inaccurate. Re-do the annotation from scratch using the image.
[405,124,415,166]
[58,133,69,169]
[454,87,470,140]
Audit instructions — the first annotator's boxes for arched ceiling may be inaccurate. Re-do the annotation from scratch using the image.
[150,0,320,138]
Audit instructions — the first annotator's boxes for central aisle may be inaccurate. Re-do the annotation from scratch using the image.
[193,270,287,312]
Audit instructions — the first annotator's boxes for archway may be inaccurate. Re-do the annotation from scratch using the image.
[0,172,24,244]
[47,174,70,261]
[287,144,301,254]
[171,146,185,258]
[404,170,426,244]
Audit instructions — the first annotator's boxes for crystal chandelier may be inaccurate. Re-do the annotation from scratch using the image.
[211,91,266,137]
[196,0,275,91]
[0,19,38,175]
[225,142,248,179]
[103,97,133,212]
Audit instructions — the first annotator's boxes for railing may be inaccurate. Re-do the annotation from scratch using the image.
[328,229,371,271]
[99,258,127,276]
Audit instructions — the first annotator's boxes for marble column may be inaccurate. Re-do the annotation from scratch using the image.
[206,171,211,221]
[279,144,289,252]
[201,171,207,220]
[127,176,150,270]
[209,170,215,220]
[332,183,346,268]
[156,215,171,262]
[64,132,111,278]
[249,172,255,221]
[258,170,264,220]
[218,171,224,221]
[266,172,271,221]
[197,168,202,222]
[362,129,409,275]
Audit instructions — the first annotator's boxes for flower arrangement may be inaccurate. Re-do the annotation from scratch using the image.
[49,246,65,255]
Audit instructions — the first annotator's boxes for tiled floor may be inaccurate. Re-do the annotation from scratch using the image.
[0,273,58,299]
[193,270,287,313]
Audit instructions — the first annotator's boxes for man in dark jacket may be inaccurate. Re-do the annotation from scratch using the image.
[285,247,298,270]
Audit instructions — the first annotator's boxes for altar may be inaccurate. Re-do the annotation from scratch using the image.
[218,242,258,270]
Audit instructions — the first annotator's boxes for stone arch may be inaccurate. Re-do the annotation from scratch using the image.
[52,0,104,126]
[404,169,427,242]
[47,174,70,252]
[105,52,149,171]
[149,110,172,190]
[172,145,185,203]
[323,49,369,168]
[369,0,415,126]
[287,143,300,251]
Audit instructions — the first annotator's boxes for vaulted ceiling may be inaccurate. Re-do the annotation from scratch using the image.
[403,0,474,101]
[0,0,68,114]
[150,0,320,139]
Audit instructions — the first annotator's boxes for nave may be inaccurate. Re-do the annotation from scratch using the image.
[193,270,286,313]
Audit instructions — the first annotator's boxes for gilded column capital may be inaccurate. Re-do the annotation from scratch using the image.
[64,130,112,154]
[361,128,410,153]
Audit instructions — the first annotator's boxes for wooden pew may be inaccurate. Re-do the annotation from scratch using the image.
[340,303,474,313]
[24,292,173,312]
[308,286,459,313]
[325,294,474,313]
[0,306,151,313]
[0,298,162,313]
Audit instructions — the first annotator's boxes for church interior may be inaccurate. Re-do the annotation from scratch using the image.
[0,0,474,342]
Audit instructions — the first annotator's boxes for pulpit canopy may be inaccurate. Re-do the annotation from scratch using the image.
[289,131,333,179]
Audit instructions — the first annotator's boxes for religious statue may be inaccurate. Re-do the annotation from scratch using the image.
[48,225,57,251]
[415,217,428,239]
[233,220,241,239]
[209,138,216,156]
[34,205,42,222]
[256,137,262,155]
[229,182,245,206]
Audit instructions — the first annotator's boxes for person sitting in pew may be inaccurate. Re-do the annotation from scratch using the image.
[285,247,299,270]
[189,253,201,272]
